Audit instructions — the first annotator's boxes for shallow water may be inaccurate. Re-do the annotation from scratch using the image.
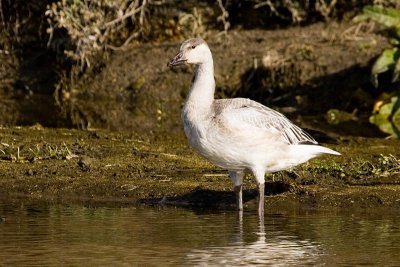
[1,201,400,266]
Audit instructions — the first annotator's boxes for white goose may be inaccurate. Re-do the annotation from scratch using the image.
[168,38,340,215]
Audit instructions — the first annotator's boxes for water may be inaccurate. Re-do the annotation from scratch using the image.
[1,201,400,266]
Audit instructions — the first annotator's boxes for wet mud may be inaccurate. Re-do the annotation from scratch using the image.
[0,127,399,211]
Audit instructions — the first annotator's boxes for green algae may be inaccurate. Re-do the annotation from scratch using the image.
[0,127,399,210]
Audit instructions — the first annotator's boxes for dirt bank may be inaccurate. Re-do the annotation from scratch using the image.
[0,127,399,211]
[1,22,390,137]
[60,22,388,134]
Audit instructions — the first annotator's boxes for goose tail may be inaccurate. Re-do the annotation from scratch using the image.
[289,144,341,164]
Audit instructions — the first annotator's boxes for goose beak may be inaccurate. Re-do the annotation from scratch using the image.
[167,51,187,67]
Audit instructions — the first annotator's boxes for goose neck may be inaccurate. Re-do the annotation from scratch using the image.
[186,61,215,111]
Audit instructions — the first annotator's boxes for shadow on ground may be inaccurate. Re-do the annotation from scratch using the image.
[142,181,292,208]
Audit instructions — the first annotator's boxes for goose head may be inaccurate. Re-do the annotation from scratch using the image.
[168,38,212,67]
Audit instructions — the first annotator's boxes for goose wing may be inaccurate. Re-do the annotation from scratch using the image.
[214,98,317,145]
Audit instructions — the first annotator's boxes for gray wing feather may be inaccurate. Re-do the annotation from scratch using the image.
[214,98,317,145]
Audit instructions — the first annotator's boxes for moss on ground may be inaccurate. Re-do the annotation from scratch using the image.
[0,127,399,211]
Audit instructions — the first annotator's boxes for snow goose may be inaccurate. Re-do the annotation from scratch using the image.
[168,38,340,215]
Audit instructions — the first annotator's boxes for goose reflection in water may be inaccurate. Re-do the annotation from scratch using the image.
[185,212,323,266]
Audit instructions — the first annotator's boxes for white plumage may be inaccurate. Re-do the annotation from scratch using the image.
[168,38,340,214]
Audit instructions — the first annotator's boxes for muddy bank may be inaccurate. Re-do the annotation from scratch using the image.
[59,23,388,134]
[1,22,390,137]
[0,127,399,210]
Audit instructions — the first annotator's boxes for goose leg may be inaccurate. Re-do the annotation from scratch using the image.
[234,185,243,211]
[253,169,266,216]
[258,182,265,216]
[229,171,244,211]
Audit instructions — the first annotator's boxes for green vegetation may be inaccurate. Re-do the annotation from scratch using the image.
[354,5,400,87]
[354,5,400,137]
[369,96,400,137]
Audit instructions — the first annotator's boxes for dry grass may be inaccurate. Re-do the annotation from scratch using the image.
[46,0,155,68]
[1,0,397,85]
[42,0,399,71]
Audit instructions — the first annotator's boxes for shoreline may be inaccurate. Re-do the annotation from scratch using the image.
[0,127,399,210]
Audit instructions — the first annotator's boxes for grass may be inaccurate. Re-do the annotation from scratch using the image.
[0,141,77,162]
[0,127,399,208]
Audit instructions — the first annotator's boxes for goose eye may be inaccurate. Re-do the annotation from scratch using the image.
[191,45,196,49]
